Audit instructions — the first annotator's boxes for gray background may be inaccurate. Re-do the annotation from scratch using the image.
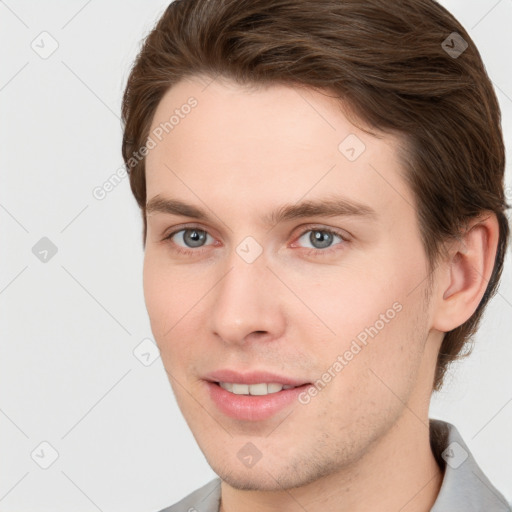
[1,0,511,510]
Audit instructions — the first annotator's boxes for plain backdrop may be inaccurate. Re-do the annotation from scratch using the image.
[1,1,511,510]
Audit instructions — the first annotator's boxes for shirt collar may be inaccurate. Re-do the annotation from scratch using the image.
[430,418,510,511]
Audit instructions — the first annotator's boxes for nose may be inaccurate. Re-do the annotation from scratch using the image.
[209,252,287,346]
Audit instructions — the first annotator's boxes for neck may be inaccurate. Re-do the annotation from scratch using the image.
[219,411,443,512]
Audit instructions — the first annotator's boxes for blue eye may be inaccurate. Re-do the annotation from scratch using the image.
[162,225,348,257]
[297,229,344,250]
[166,228,214,250]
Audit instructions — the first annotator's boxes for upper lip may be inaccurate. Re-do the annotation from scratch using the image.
[204,369,310,387]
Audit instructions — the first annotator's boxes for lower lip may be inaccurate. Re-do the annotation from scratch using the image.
[205,381,313,421]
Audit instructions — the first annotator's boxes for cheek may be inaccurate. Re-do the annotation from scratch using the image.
[286,259,404,344]
[142,252,196,345]
[142,251,220,378]
[143,254,169,334]
[301,252,428,390]
[332,290,427,418]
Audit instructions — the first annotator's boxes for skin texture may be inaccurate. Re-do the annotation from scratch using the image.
[143,75,499,512]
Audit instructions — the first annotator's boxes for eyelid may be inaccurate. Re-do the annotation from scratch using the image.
[162,223,350,241]
[290,224,351,244]
[162,224,218,250]
[162,223,217,241]
[162,222,350,258]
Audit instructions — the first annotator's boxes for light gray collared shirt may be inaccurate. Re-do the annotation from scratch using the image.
[158,419,511,512]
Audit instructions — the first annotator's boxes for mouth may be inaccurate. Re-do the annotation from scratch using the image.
[203,369,310,388]
[203,374,313,421]
[212,381,301,396]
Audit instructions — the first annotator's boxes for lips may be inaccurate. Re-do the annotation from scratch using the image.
[202,369,313,421]
[203,369,310,388]
[218,382,295,395]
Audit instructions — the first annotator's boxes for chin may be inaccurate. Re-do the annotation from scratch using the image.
[211,456,333,492]
[218,469,298,492]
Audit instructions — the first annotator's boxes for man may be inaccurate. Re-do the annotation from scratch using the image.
[121,0,511,510]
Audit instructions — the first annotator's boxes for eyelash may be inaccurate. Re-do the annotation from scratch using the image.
[161,225,349,258]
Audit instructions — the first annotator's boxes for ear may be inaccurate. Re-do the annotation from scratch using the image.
[431,212,500,333]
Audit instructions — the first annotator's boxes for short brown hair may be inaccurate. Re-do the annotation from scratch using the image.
[121,0,510,391]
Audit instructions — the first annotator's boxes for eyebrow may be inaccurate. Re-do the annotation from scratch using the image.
[146,194,377,226]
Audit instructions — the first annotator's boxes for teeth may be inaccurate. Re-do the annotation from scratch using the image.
[219,382,234,392]
[268,383,285,394]
[218,382,296,395]
[232,383,249,395]
[247,383,267,395]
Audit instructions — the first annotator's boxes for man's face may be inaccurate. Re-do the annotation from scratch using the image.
[143,75,439,490]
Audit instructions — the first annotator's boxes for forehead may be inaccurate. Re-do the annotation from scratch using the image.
[144,76,412,219]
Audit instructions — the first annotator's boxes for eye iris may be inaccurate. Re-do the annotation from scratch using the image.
[178,229,336,250]
[183,229,207,247]
[310,230,333,249]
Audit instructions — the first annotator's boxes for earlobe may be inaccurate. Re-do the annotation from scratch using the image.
[432,214,498,333]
